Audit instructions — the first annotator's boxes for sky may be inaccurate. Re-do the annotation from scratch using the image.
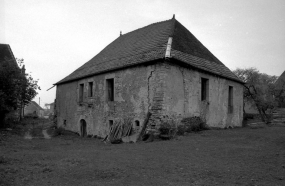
[1,0,285,108]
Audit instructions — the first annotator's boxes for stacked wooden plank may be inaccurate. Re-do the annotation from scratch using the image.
[102,112,151,144]
[107,118,133,143]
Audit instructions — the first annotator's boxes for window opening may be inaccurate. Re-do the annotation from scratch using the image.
[106,78,114,101]
[79,83,84,102]
[135,120,140,127]
[201,78,209,101]
[80,119,87,137]
[228,86,233,113]
[88,82,93,97]
[109,120,114,128]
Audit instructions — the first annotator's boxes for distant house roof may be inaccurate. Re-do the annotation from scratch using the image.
[55,16,243,85]
[29,101,44,111]
[275,71,285,89]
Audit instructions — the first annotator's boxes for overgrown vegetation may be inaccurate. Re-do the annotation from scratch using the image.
[158,116,209,140]
[0,58,40,128]
[181,116,209,132]
[158,118,178,139]
[233,67,285,124]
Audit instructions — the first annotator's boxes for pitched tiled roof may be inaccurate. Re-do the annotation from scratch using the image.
[30,101,44,111]
[55,17,243,84]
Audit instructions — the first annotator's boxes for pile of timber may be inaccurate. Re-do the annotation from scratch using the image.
[108,119,133,143]
[102,112,151,144]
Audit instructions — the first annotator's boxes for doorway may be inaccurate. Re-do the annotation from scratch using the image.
[80,119,87,137]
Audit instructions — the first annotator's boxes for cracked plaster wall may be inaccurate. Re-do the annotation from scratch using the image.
[56,61,244,136]
[56,64,159,137]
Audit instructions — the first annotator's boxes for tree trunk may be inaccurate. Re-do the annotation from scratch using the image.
[261,108,271,124]
[257,108,266,122]
[19,101,23,121]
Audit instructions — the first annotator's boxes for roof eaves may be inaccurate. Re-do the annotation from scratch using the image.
[171,50,244,84]
[54,57,164,85]
[174,58,244,84]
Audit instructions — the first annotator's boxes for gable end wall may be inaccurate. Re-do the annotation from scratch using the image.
[161,62,243,128]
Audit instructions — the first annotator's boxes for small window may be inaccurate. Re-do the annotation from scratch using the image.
[63,120,67,126]
[228,86,233,113]
[79,83,84,102]
[88,82,93,97]
[109,120,114,128]
[201,78,209,101]
[106,78,114,101]
[135,120,140,127]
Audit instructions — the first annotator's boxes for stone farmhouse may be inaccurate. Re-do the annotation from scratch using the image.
[55,16,244,137]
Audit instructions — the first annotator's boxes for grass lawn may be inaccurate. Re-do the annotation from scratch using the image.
[0,121,285,186]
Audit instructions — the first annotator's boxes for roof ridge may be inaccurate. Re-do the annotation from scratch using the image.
[165,15,176,58]
[169,16,176,37]
[171,20,223,65]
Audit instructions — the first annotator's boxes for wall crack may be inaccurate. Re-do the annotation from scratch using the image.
[147,65,156,112]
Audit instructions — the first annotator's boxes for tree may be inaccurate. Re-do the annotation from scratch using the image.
[233,67,278,123]
[0,58,40,127]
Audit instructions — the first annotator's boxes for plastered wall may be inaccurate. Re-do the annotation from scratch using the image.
[56,64,160,137]
[56,61,244,137]
[162,62,244,128]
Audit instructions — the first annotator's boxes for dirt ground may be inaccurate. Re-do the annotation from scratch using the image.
[0,120,285,186]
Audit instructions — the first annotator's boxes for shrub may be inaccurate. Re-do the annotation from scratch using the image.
[159,122,172,135]
[181,116,208,132]
[244,113,254,120]
[158,116,209,139]
[176,125,186,135]
[158,118,178,139]
[54,126,65,136]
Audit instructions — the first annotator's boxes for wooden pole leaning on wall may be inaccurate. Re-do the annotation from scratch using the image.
[137,112,152,141]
